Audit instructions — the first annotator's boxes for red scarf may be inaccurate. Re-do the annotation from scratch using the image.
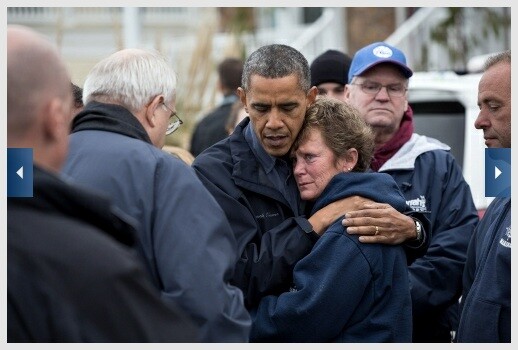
[370,106,414,172]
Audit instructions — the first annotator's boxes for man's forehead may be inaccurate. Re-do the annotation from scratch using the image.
[249,73,300,83]
[247,93,304,106]
[247,74,304,95]
[358,63,408,80]
[479,65,511,93]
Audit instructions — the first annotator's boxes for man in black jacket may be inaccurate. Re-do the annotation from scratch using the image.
[192,44,428,311]
[190,57,243,156]
[7,24,197,342]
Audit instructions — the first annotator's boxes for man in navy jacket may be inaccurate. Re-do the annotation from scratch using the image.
[344,42,479,342]
[456,50,511,343]
[62,48,250,342]
[193,44,429,314]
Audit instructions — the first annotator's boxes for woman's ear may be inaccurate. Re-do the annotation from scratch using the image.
[342,148,358,172]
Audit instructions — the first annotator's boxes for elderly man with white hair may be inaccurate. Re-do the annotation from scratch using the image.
[62,48,251,342]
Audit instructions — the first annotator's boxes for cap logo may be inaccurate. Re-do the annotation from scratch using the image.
[372,45,393,58]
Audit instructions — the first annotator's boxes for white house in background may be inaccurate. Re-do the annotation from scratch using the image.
[8,7,508,208]
[7,7,510,80]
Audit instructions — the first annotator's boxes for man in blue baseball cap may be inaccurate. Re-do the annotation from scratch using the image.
[343,41,479,343]
[347,42,413,83]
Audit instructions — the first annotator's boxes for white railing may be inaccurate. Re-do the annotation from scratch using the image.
[8,7,119,26]
[386,7,511,72]
[8,7,343,62]
[238,8,345,67]
[7,7,201,28]
[291,8,345,64]
[7,7,62,22]
[385,7,450,71]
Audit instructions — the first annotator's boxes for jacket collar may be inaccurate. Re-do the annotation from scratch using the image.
[9,165,137,247]
[71,101,152,145]
[228,118,293,208]
[312,172,408,215]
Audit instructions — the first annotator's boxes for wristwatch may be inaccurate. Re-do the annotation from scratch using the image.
[413,218,423,242]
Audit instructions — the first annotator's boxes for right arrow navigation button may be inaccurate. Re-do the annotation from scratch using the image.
[494,166,502,179]
[485,148,510,197]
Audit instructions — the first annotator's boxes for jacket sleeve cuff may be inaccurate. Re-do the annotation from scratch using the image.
[404,218,427,249]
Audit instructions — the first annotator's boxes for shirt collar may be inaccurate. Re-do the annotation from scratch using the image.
[244,123,276,174]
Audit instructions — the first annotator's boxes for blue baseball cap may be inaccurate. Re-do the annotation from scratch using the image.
[348,42,413,83]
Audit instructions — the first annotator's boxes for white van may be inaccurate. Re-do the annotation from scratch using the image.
[407,71,493,217]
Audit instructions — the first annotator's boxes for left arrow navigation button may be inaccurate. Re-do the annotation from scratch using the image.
[8,148,33,197]
[16,166,24,179]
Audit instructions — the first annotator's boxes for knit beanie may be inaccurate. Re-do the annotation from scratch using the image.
[310,49,352,87]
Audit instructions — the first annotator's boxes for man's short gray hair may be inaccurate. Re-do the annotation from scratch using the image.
[484,50,511,71]
[241,44,311,93]
[83,48,177,112]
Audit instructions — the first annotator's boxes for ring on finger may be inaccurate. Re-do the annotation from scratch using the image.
[375,226,379,235]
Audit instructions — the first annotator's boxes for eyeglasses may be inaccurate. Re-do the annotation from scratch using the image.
[350,81,408,97]
[162,103,183,135]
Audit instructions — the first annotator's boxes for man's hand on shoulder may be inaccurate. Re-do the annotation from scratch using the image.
[308,196,373,235]
[342,203,417,245]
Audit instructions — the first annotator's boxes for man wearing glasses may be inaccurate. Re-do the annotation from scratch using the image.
[62,48,251,342]
[344,42,479,343]
[162,101,184,136]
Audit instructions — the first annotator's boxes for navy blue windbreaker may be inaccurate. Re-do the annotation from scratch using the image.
[250,172,412,342]
[192,119,317,309]
[457,197,510,342]
[62,102,251,342]
[379,133,479,340]
[193,118,429,311]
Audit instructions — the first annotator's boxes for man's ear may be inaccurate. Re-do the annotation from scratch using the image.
[237,87,248,113]
[307,86,318,106]
[145,95,164,128]
[344,84,352,101]
[42,98,66,142]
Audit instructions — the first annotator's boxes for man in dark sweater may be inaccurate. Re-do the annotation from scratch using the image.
[190,57,243,156]
[7,25,197,342]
